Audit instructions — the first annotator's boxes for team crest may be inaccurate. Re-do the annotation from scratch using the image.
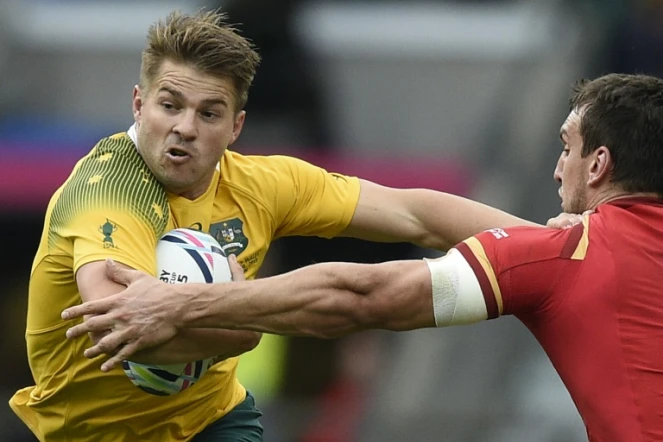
[99,219,117,248]
[210,218,249,256]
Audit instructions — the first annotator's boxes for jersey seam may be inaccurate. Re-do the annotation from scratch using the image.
[617,318,648,442]
[26,320,70,335]
[612,243,647,441]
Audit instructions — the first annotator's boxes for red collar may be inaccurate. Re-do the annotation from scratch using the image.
[603,196,663,209]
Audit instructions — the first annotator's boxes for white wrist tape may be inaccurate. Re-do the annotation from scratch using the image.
[425,249,488,327]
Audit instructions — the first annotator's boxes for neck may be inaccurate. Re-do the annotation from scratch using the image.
[588,188,661,210]
[171,178,212,201]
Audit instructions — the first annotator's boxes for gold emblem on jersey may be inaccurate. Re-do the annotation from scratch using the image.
[140,168,152,184]
[99,219,118,248]
[88,174,103,185]
[152,203,164,219]
[97,152,113,163]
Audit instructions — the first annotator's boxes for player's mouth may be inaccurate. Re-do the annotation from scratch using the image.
[166,147,192,163]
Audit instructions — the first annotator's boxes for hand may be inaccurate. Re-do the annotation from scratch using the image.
[62,259,182,371]
[228,254,246,281]
[546,210,594,230]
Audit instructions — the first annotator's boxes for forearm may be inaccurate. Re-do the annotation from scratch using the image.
[343,182,540,251]
[130,328,261,364]
[180,260,435,338]
[405,190,540,250]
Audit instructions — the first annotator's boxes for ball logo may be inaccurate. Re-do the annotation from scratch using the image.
[159,269,189,284]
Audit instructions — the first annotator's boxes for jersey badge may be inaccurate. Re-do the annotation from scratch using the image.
[210,218,249,257]
[486,228,509,239]
[99,219,118,248]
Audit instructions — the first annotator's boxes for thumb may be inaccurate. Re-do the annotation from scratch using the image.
[105,259,133,286]
[228,255,246,281]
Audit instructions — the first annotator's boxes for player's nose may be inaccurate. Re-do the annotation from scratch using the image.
[173,110,198,141]
[553,158,563,184]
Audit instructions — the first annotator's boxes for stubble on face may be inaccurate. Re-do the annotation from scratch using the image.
[133,60,241,199]
[563,172,589,214]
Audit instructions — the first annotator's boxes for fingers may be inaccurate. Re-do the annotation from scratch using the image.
[101,341,143,372]
[62,294,118,321]
[105,258,139,286]
[228,255,246,281]
[546,213,583,229]
[82,327,131,359]
[64,312,117,338]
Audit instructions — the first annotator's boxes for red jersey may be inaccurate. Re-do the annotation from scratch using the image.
[455,197,663,442]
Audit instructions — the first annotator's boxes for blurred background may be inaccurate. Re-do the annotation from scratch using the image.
[1,0,662,441]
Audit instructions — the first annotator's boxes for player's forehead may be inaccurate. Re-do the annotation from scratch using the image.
[560,108,583,140]
[151,59,236,108]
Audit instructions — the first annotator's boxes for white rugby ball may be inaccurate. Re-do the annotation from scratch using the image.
[122,228,232,396]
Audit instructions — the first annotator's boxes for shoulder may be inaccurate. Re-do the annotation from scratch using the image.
[456,218,591,270]
[51,133,169,232]
[220,150,318,180]
[218,150,316,197]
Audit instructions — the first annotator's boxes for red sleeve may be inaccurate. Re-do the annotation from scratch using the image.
[454,220,589,318]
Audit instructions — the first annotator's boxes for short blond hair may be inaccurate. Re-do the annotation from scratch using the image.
[140,9,260,111]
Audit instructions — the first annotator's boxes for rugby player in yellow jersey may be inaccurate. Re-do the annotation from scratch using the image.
[10,9,544,442]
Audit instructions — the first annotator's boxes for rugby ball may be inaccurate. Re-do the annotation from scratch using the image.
[122,228,232,396]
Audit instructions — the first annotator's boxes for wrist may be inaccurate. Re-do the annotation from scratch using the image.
[176,282,207,328]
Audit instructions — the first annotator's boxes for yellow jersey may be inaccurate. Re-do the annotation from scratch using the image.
[10,131,360,441]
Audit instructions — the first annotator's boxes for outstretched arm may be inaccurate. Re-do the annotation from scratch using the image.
[342,180,539,250]
[184,260,436,338]
[63,250,488,371]
[342,180,588,249]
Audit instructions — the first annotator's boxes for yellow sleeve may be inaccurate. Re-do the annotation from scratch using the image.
[67,209,163,275]
[49,135,170,275]
[267,155,361,239]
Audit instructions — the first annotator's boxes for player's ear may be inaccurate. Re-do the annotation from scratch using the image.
[132,85,143,123]
[229,110,246,146]
[587,146,612,186]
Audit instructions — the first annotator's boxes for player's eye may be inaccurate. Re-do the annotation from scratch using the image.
[200,110,219,120]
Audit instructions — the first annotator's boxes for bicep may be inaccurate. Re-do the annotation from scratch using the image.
[425,249,488,326]
[76,260,136,344]
[76,260,134,302]
[341,179,415,243]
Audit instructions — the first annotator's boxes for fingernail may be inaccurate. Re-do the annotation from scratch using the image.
[230,255,237,263]
[62,311,69,320]
[107,258,115,266]
[65,329,72,338]
[101,364,109,372]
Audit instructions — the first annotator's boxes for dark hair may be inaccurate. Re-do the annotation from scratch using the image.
[570,73,663,195]
[140,9,260,111]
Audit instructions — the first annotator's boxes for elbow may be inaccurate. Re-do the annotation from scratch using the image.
[413,229,452,251]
